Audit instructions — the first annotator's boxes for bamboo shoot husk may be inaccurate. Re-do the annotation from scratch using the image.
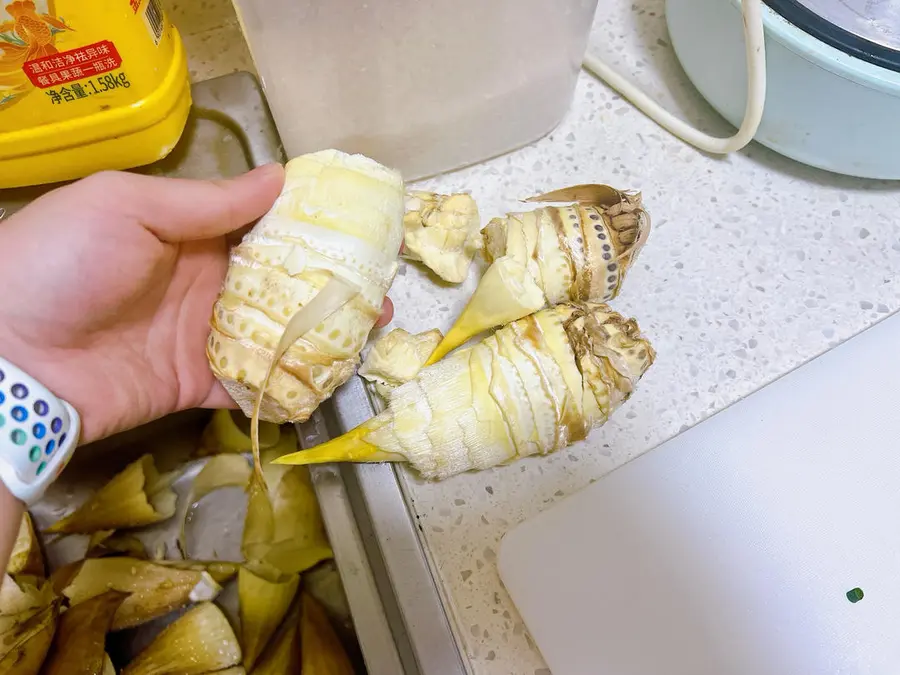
[60,558,221,631]
[7,513,44,578]
[248,599,300,675]
[0,598,59,673]
[122,603,241,675]
[41,590,127,675]
[238,566,299,670]
[47,456,177,534]
[300,592,353,675]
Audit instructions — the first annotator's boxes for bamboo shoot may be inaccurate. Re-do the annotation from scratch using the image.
[276,303,654,479]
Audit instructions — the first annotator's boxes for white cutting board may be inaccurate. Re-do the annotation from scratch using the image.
[498,312,900,675]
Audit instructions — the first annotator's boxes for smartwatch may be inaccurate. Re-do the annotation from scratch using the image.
[0,357,80,505]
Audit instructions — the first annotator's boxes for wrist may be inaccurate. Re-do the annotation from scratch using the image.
[0,320,112,444]
[0,355,81,504]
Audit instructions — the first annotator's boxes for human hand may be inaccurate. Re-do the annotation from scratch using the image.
[0,167,394,445]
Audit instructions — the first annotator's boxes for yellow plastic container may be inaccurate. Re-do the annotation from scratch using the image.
[0,0,191,188]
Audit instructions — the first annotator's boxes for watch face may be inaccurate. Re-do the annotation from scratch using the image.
[764,0,900,72]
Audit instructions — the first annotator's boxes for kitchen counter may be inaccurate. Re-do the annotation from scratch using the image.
[391,9,900,675]
[160,0,253,81]
[168,1,900,673]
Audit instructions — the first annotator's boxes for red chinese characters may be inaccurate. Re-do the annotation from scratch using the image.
[23,41,123,89]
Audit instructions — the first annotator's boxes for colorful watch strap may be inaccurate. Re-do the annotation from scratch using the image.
[0,357,79,505]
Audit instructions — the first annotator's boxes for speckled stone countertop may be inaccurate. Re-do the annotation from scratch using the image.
[160,0,254,82]
[169,1,900,673]
[392,6,900,675]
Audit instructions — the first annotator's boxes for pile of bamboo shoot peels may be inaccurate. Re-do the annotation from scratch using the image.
[3,411,353,674]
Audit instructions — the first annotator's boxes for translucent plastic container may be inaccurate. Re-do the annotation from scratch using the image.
[233,0,599,179]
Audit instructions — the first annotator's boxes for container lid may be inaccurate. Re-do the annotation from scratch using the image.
[764,0,900,72]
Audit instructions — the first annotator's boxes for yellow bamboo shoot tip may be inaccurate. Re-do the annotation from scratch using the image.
[272,424,401,466]
[425,256,545,366]
[424,320,474,367]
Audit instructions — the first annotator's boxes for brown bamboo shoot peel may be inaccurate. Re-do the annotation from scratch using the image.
[198,410,280,456]
[300,591,354,675]
[46,455,177,535]
[121,603,241,675]
[0,575,54,617]
[7,513,44,577]
[0,597,58,672]
[86,530,148,559]
[241,447,333,575]
[249,598,301,675]
[59,558,221,630]
[40,591,127,675]
[237,566,299,670]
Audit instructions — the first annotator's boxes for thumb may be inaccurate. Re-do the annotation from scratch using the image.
[83,164,285,242]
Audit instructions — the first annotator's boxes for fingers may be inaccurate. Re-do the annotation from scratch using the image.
[79,164,286,242]
[376,296,394,328]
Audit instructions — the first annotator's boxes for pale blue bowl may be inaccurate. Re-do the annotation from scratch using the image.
[666,0,900,178]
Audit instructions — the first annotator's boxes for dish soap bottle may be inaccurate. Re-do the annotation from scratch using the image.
[0,0,191,188]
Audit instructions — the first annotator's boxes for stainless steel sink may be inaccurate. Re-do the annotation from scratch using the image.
[308,378,468,675]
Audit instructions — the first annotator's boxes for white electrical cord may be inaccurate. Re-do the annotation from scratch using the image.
[582,0,766,154]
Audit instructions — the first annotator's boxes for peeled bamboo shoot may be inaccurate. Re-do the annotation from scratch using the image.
[359,328,443,398]
[427,185,649,364]
[402,191,481,282]
[208,149,404,424]
[276,303,654,479]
